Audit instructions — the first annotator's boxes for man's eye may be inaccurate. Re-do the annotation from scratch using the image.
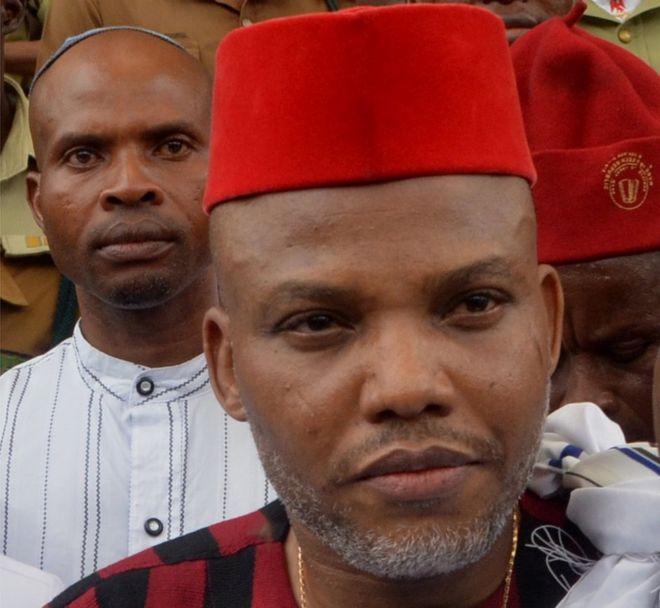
[157,138,191,158]
[455,292,501,315]
[462,293,495,313]
[443,290,508,329]
[65,149,98,167]
[283,313,338,333]
[606,339,651,364]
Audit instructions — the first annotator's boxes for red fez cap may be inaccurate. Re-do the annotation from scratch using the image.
[204,4,535,212]
[512,5,660,265]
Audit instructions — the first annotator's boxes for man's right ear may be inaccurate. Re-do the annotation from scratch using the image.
[26,169,45,231]
[203,306,248,422]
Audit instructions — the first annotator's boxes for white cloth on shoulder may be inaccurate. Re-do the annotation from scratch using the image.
[0,554,64,607]
[529,402,660,608]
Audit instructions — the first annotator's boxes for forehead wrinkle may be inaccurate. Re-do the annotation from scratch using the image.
[256,256,528,320]
[560,251,660,304]
[560,253,660,347]
[209,176,537,303]
[257,281,359,320]
[226,186,534,248]
[422,256,526,295]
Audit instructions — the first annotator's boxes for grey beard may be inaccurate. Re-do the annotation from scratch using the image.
[251,382,549,581]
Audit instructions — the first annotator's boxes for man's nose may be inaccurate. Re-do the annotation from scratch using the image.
[552,353,618,418]
[100,152,165,208]
[358,318,453,422]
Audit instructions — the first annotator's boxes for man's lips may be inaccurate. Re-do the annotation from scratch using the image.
[95,221,176,262]
[350,447,483,502]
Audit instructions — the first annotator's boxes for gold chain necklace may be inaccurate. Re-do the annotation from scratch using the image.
[297,509,519,608]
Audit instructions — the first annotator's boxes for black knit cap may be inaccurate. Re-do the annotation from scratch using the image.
[31,26,186,94]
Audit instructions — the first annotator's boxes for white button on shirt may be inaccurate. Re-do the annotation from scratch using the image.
[0,323,274,588]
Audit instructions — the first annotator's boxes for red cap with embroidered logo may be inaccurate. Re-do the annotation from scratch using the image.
[203,4,535,212]
[512,4,660,264]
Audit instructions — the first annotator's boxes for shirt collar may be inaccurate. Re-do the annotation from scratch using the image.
[72,322,211,401]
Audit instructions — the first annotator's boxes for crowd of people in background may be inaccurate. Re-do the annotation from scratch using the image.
[0,0,658,606]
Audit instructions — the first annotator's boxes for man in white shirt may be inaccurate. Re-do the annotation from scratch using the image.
[0,27,272,589]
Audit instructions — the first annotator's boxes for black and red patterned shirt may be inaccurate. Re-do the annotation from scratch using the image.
[48,492,597,608]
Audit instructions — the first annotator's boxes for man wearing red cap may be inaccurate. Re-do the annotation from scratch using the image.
[512,4,660,443]
[510,17,660,608]
[46,5,611,608]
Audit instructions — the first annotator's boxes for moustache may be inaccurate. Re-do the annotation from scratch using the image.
[331,419,504,483]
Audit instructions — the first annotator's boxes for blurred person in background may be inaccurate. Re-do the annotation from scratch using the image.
[514,2,660,442]
[4,0,49,81]
[1,0,73,374]
[37,0,358,78]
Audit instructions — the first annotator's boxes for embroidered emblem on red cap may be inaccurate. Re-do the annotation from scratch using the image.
[602,152,653,210]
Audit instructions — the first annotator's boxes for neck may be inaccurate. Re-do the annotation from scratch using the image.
[286,517,515,608]
[76,269,218,368]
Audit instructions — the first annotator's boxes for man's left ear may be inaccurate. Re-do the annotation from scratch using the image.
[203,306,248,421]
[26,169,45,231]
[538,264,564,373]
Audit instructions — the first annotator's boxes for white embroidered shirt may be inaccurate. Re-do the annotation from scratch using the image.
[0,323,274,587]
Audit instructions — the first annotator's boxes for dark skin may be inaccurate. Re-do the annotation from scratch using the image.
[1,0,26,152]
[27,31,217,367]
[551,252,660,442]
[205,175,563,608]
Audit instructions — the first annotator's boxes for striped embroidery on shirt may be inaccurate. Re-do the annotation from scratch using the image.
[264,478,270,506]
[2,366,32,553]
[179,400,190,536]
[26,348,59,368]
[72,337,122,400]
[167,402,175,540]
[0,369,21,459]
[177,376,210,401]
[79,389,95,578]
[138,366,207,405]
[93,393,103,571]
[39,347,67,568]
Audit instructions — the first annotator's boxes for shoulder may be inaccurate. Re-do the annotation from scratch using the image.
[520,490,599,558]
[0,555,64,607]
[48,502,290,608]
[1,340,73,394]
[514,491,600,608]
